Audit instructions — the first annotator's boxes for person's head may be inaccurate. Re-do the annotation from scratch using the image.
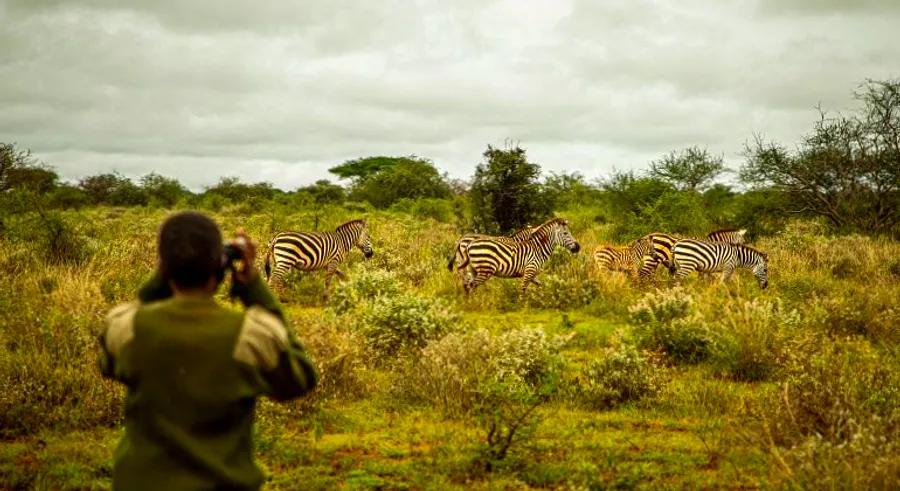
[158,211,223,294]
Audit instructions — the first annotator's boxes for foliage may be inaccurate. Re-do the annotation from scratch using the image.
[649,146,725,191]
[140,172,189,208]
[760,338,900,489]
[0,143,58,194]
[349,157,451,209]
[328,155,407,181]
[630,288,714,364]
[542,171,603,209]
[741,79,900,234]
[469,144,552,234]
[571,341,662,409]
[200,176,278,202]
[355,293,461,362]
[79,172,148,206]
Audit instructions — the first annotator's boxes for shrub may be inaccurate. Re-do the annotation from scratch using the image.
[524,273,599,310]
[572,343,662,409]
[759,338,900,489]
[395,327,564,416]
[817,288,900,344]
[329,268,402,315]
[356,293,460,362]
[707,299,798,382]
[630,288,713,364]
[628,287,693,325]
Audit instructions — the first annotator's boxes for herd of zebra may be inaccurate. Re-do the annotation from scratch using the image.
[262,217,770,297]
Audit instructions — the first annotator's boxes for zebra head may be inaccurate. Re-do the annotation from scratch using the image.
[549,218,580,253]
[356,221,374,259]
[753,251,768,289]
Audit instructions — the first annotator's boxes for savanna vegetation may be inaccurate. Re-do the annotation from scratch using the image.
[1,80,899,490]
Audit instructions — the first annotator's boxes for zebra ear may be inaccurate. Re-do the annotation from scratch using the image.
[738,229,747,236]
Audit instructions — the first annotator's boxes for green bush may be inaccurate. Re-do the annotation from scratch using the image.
[356,293,460,362]
[760,338,900,489]
[395,327,564,416]
[572,343,662,409]
[329,269,402,315]
[707,299,797,382]
[630,288,713,364]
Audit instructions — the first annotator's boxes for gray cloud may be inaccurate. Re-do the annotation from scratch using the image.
[1,0,898,190]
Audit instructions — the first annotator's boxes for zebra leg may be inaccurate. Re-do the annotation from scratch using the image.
[721,265,735,284]
[519,265,539,297]
[465,270,493,295]
[323,262,346,299]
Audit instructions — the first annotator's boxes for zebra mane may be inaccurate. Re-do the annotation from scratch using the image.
[733,243,767,259]
[710,228,746,235]
[335,219,367,231]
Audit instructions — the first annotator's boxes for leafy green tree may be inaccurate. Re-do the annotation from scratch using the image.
[329,156,405,182]
[469,144,551,234]
[649,146,725,191]
[296,179,345,205]
[140,173,189,208]
[542,171,602,210]
[79,173,147,206]
[202,176,277,202]
[741,79,900,233]
[0,143,58,194]
[343,157,451,209]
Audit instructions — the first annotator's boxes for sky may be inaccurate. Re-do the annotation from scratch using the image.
[1,0,898,190]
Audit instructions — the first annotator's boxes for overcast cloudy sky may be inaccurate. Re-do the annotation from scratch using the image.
[1,0,898,190]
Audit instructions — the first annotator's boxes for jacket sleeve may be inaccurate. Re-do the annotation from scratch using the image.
[230,274,285,322]
[98,301,140,382]
[233,304,319,400]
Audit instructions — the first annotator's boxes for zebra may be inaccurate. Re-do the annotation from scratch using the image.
[462,218,580,295]
[669,239,769,289]
[639,228,747,278]
[264,219,374,292]
[447,224,535,273]
[593,236,654,277]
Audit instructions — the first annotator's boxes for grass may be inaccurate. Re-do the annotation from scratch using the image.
[2,207,899,489]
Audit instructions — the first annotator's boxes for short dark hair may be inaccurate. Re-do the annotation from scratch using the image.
[158,211,223,289]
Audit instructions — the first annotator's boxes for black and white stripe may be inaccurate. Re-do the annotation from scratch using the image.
[463,218,580,295]
[670,239,768,289]
[639,229,747,278]
[264,219,374,290]
[447,224,534,273]
[593,236,653,276]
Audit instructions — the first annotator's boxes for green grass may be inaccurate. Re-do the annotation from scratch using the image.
[2,207,899,489]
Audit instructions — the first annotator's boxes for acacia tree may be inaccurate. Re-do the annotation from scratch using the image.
[469,144,551,234]
[649,146,725,192]
[741,79,900,234]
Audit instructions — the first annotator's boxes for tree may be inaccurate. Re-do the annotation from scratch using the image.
[542,171,602,210]
[296,179,346,205]
[203,177,277,202]
[741,79,900,234]
[79,173,147,206]
[469,144,551,234]
[1,143,58,194]
[140,173,189,207]
[649,146,725,191]
[329,156,407,182]
[343,157,452,209]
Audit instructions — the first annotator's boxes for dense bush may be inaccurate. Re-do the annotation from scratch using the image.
[707,299,797,382]
[355,293,461,362]
[396,328,564,416]
[760,338,900,489]
[571,342,662,409]
[629,289,713,364]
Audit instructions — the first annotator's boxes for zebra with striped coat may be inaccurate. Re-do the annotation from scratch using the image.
[669,239,769,289]
[264,219,374,292]
[463,218,580,295]
[639,229,747,278]
[447,224,535,273]
[593,236,653,277]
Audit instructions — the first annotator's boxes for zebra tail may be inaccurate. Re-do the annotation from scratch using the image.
[447,254,456,271]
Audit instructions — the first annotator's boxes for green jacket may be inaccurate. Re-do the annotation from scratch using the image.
[99,274,318,491]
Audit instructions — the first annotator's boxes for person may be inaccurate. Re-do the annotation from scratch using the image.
[98,211,318,491]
